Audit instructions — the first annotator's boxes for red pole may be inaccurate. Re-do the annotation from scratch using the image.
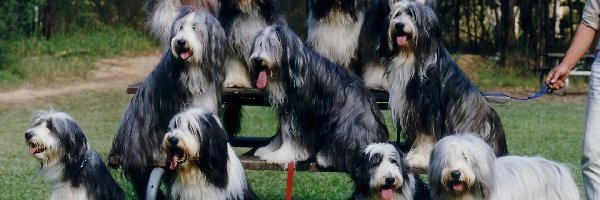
[285,161,295,200]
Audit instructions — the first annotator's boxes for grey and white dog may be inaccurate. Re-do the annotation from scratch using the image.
[350,143,430,200]
[25,110,124,200]
[109,8,225,199]
[429,134,580,200]
[248,25,389,172]
[219,0,287,88]
[160,108,258,200]
[382,1,507,172]
[145,0,220,47]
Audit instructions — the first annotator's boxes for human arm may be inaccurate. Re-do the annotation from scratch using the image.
[546,24,597,90]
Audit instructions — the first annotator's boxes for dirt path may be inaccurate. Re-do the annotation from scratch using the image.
[0,52,587,104]
[0,52,160,104]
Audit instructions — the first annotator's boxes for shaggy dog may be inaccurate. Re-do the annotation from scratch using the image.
[356,0,436,90]
[219,0,287,88]
[145,0,220,47]
[248,25,389,172]
[382,1,507,171]
[305,0,368,72]
[160,108,258,200]
[351,143,430,200]
[108,8,225,199]
[429,134,580,200]
[25,110,124,200]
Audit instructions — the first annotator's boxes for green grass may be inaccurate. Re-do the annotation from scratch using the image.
[0,27,157,88]
[0,88,586,199]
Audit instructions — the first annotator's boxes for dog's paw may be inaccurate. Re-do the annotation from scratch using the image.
[316,152,333,168]
[405,150,430,173]
[254,146,276,157]
[258,143,309,164]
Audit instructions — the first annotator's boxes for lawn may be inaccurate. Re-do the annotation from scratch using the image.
[0,87,586,199]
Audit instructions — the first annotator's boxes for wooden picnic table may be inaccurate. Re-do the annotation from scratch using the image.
[118,83,396,172]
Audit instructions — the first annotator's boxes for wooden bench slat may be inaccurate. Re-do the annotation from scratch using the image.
[127,83,392,109]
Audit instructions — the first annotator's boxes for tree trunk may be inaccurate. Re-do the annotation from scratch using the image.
[453,0,461,50]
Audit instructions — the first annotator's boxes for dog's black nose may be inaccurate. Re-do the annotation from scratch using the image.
[451,170,461,180]
[25,131,34,140]
[176,39,186,48]
[395,23,405,33]
[385,177,396,185]
[252,57,264,67]
[168,136,179,146]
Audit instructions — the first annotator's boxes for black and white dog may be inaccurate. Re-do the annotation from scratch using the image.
[145,0,220,47]
[248,25,389,172]
[306,0,368,72]
[429,134,580,200]
[219,0,287,88]
[25,110,124,200]
[351,143,430,200]
[382,1,507,171]
[109,8,225,199]
[160,108,258,200]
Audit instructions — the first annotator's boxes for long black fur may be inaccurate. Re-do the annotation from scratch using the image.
[382,2,507,156]
[27,111,124,199]
[108,8,225,199]
[249,25,389,172]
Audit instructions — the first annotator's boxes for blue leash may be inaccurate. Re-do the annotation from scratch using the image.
[483,83,553,101]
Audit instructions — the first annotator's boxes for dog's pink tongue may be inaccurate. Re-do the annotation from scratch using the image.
[452,183,464,191]
[169,155,179,170]
[180,51,191,60]
[396,36,407,46]
[256,70,268,89]
[381,189,393,200]
[28,147,37,154]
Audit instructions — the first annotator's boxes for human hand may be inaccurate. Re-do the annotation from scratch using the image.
[545,64,572,90]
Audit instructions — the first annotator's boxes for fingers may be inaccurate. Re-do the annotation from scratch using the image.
[548,79,565,90]
[545,69,555,84]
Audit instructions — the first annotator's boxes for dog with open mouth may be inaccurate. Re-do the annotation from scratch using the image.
[248,25,389,173]
[382,1,507,172]
[108,8,226,199]
[25,110,124,200]
[350,143,430,200]
[160,108,257,200]
[429,133,580,200]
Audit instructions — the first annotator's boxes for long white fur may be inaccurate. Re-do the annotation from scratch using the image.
[306,11,364,70]
[164,108,249,200]
[148,0,181,47]
[429,133,580,200]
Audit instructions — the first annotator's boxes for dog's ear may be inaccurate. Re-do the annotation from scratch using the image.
[351,148,373,191]
[51,116,88,183]
[196,114,229,188]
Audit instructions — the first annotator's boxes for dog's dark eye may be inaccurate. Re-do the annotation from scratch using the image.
[369,153,382,165]
[394,11,401,18]
[45,121,54,132]
[390,159,397,164]
[192,25,197,30]
[407,10,415,18]
[179,26,183,31]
